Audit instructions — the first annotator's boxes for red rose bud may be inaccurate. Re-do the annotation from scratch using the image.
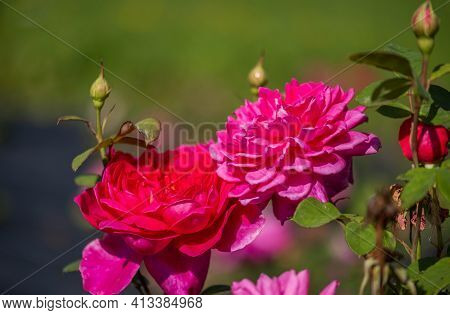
[411,1,439,39]
[398,117,448,164]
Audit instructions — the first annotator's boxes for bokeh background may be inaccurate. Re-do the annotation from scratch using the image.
[0,0,449,294]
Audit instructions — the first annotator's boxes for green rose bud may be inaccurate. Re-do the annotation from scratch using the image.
[248,55,268,89]
[90,64,111,109]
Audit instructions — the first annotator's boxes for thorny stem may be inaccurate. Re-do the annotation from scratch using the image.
[95,107,108,165]
[430,187,444,257]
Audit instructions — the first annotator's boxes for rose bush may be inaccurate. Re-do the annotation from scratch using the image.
[210,79,381,223]
[75,143,265,294]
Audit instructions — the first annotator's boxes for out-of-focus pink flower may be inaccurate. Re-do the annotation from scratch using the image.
[210,79,381,223]
[231,269,339,295]
[75,144,264,295]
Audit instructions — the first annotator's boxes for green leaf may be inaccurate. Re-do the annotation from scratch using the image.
[422,85,450,128]
[63,259,80,273]
[372,78,411,102]
[201,285,230,295]
[74,174,101,187]
[356,79,411,107]
[339,213,364,224]
[408,257,439,281]
[430,64,450,82]
[72,147,96,172]
[383,44,422,77]
[57,115,90,125]
[417,257,450,294]
[71,138,114,172]
[436,168,450,208]
[135,118,161,145]
[355,81,384,106]
[349,51,413,78]
[376,104,411,118]
[441,159,450,169]
[344,222,376,256]
[383,230,396,251]
[292,198,341,228]
[399,168,436,209]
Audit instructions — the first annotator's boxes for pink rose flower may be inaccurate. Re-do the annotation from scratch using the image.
[210,79,381,223]
[75,144,265,295]
[231,269,339,295]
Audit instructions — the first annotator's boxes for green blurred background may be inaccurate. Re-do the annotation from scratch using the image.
[0,0,449,294]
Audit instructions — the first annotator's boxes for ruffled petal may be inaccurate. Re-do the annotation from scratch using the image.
[80,234,142,295]
[215,204,265,252]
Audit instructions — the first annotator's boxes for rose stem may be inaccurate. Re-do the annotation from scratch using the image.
[430,187,444,257]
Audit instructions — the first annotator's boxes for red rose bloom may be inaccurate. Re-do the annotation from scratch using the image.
[75,144,264,294]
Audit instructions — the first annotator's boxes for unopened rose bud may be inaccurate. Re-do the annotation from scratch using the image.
[412,1,439,38]
[411,1,439,54]
[248,55,267,89]
[90,64,111,109]
[398,117,448,164]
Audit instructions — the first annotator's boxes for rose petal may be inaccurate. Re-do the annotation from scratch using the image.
[80,234,142,295]
[215,204,265,252]
[320,280,339,295]
[231,279,261,295]
[144,247,211,295]
[272,195,298,224]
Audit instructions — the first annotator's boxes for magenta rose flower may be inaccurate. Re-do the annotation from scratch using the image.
[75,143,265,295]
[210,79,381,223]
[231,269,339,295]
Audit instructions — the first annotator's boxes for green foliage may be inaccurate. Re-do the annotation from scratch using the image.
[383,230,396,251]
[421,85,450,128]
[135,118,161,145]
[383,44,422,77]
[409,257,450,294]
[372,78,411,102]
[201,285,230,295]
[344,222,376,256]
[74,174,101,187]
[57,115,95,135]
[356,79,411,107]
[398,168,437,209]
[349,51,413,78]
[62,260,80,273]
[292,198,340,228]
[376,104,411,118]
[436,168,450,208]
[71,138,114,171]
[430,63,450,82]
